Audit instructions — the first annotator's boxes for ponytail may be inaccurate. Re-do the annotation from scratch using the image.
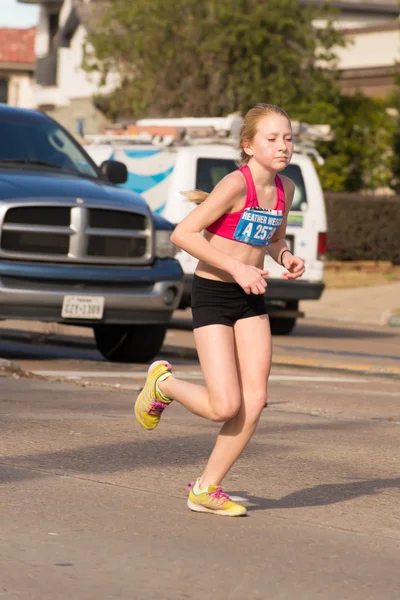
[180,190,209,203]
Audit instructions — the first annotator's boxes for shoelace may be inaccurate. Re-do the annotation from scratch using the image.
[209,487,230,502]
[187,482,230,503]
[148,400,170,416]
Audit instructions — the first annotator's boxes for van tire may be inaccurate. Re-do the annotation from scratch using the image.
[93,324,167,363]
[269,317,297,336]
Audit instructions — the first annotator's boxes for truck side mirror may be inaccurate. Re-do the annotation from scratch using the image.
[100,160,128,184]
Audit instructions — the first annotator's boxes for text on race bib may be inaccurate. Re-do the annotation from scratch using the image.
[233,208,284,247]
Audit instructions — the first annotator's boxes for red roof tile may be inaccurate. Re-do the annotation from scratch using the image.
[0,27,36,65]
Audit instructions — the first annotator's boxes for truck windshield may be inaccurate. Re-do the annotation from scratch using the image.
[196,158,307,211]
[0,116,98,179]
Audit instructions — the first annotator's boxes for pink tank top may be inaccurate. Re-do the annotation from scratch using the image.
[206,165,286,241]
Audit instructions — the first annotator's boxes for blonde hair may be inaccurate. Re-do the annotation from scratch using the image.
[183,103,290,203]
[239,103,290,165]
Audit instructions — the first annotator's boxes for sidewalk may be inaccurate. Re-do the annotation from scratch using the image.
[300,282,400,327]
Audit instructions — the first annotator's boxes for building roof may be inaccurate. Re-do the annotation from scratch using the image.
[301,0,399,13]
[0,27,36,66]
[55,1,109,39]
[18,1,62,4]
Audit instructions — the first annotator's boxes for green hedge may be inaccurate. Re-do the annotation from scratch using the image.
[324,193,400,265]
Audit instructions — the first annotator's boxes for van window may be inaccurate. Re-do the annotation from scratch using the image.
[196,158,237,192]
[280,164,307,211]
[196,158,307,211]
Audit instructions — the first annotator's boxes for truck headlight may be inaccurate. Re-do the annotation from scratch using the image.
[155,229,178,258]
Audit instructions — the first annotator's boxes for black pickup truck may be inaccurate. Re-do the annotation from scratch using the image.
[0,105,183,362]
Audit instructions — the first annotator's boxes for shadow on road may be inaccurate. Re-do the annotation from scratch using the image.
[0,335,100,362]
[236,477,400,512]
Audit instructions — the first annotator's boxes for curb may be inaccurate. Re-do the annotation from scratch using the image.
[0,358,26,375]
[271,355,400,379]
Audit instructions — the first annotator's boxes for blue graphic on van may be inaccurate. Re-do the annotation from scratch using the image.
[124,150,162,159]
[120,165,174,195]
[153,203,166,215]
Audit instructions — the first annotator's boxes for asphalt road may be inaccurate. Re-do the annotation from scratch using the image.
[0,320,399,599]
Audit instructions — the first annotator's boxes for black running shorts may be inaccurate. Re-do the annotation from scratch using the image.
[191,274,267,329]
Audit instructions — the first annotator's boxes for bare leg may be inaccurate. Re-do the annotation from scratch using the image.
[158,324,241,422]
[198,314,272,488]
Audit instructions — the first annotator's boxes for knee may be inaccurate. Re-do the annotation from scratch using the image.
[244,391,268,424]
[209,397,240,422]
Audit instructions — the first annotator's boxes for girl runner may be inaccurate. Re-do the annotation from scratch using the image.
[135,103,305,517]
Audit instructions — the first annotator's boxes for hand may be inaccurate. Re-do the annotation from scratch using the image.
[282,253,305,280]
[232,263,269,295]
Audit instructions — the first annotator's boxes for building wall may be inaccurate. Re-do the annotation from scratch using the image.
[340,66,398,97]
[34,2,119,134]
[0,72,36,108]
[0,24,36,109]
[337,25,399,96]
[313,14,396,30]
[59,0,73,28]
[44,96,109,136]
[35,4,51,57]
[314,15,399,96]
[57,25,119,102]
[7,72,36,108]
[337,27,399,70]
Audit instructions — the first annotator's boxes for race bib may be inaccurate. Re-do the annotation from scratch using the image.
[233,208,284,246]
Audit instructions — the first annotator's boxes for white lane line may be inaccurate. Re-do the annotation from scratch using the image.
[271,375,366,382]
[33,371,148,378]
[31,370,366,383]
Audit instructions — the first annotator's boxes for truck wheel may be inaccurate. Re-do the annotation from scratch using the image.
[93,324,167,363]
[269,317,297,336]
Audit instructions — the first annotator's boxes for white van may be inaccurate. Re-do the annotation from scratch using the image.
[85,116,328,334]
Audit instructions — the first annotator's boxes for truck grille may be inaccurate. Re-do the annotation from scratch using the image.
[0,205,152,265]
[2,231,69,255]
[5,207,71,226]
[88,209,145,230]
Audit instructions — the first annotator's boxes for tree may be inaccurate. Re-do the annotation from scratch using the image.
[385,87,400,193]
[84,0,344,120]
[292,95,397,192]
[85,0,398,193]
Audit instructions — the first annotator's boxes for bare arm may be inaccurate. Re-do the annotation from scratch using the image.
[267,176,295,264]
[171,171,268,294]
[171,171,244,275]
[267,176,305,280]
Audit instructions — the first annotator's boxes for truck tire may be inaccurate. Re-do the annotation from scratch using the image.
[93,324,167,363]
[269,317,297,336]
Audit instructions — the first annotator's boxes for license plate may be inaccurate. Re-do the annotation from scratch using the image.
[61,295,104,320]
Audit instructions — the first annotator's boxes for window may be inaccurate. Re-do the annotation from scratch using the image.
[196,158,237,192]
[280,164,307,211]
[196,158,307,211]
[0,79,8,104]
[76,118,85,137]
[49,11,59,44]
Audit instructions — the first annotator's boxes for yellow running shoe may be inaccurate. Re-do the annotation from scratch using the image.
[135,360,172,431]
[187,482,247,517]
